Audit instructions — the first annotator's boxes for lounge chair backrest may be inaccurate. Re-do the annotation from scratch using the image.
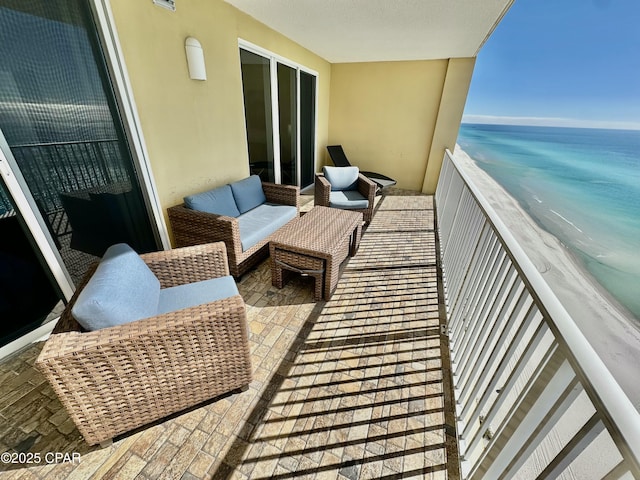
[327,145,351,168]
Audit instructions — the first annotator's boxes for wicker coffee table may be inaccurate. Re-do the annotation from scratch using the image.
[269,206,363,300]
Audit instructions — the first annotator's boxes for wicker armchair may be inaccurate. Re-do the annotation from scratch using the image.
[36,243,252,446]
[168,182,299,277]
[315,172,377,223]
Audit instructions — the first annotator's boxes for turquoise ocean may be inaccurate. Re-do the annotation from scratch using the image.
[457,124,640,321]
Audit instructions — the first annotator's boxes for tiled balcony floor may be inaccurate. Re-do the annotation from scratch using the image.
[0,190,459,479]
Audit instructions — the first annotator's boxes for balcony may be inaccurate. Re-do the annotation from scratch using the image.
[1,151,639,479]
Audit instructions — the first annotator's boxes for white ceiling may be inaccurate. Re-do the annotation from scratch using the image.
[224,0,514,63]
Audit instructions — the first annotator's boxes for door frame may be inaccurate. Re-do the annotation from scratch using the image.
[239,39,319,188]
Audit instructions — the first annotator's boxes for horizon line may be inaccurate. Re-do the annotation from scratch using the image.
[461,114,640,131]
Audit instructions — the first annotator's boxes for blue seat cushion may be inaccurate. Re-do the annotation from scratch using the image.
[157,276,239,315]
[237,203,297,251]
[329,190,369,210]
[184,184,240,218]
[230,175,267,214]
[72,243,160,331]
[323,166,359,191]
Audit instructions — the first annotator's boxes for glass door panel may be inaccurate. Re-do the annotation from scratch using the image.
[0,0,158,285]
[240,48,275,183]
[0,177,63,347]
[277,63,297,185]
[240,45,317,187]
[300,71,316,188]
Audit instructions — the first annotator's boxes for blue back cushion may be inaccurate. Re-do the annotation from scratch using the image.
[230,175,267,214]
[184,184,240,218]
[71,243,160,331]
[323,166,359,191]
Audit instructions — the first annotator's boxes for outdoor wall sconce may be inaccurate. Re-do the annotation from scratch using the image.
[185,37,207,81]
[153,0,175,12]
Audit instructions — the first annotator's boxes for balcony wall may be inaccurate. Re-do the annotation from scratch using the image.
[107,0,475,237]
[108,0,332,217]
[329,58,475,193]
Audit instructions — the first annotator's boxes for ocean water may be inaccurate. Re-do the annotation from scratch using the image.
[457,123,640,320]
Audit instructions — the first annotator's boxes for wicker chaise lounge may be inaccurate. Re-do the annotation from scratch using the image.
[168,180,299,277]
[36,243,252,446]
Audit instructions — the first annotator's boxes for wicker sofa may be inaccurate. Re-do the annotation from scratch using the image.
[36,242,252,446]
[168,176,300,277]
[315,167,377,223]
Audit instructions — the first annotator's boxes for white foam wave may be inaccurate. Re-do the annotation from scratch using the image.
[550,209,583,233]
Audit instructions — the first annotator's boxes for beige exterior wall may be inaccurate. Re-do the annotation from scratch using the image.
[109,0,475,233]
[108,0,330,225]
[422,57,476,194]
[328,59,475,193]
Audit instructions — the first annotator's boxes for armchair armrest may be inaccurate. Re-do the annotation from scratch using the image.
[357,174,377,205]
[142,242,230,288]
[314,173,331,207]
[262,182,300,211]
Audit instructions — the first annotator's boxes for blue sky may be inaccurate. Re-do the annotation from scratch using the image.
[463,0,640,130]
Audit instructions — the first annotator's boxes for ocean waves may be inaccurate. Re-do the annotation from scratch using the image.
[459,123,640,319]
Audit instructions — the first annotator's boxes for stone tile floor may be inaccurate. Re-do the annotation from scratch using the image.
[0,190,459,479]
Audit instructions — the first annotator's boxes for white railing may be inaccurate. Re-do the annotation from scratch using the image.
[435,149,640,480]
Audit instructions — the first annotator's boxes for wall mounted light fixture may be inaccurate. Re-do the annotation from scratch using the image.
[153,0,175,12]
[185,37,206,81]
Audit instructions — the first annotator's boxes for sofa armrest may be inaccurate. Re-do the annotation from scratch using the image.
[357,174,377,205]
[314,173,331,207]
[36,294,251,445]
[167,204,242,258]
[262,182,300,211]
[141,242,230,288]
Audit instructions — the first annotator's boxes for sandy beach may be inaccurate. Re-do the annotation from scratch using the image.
[453,145,640,410]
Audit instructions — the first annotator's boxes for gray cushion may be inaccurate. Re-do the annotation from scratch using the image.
[184,184,240,218]
[157,276,239,315]
[237,203,297,251]
[71,243,160,331]
[323,166,359,191]
[230,175,267,214]
[329,190,369,210]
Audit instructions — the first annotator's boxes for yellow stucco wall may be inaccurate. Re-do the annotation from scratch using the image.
[109,0,475,232]
[108,0,330,216]
[328,61,447,191]
[422,57,476,194]
[328,59,474,193]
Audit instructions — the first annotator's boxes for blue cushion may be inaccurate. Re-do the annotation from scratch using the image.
[230,175,267,214]
[71,243,160,331]
[329,190,369,210]
[237,203,298,251]
[157,276,239,315]
[323,166,359,191]
[184,184,240,218]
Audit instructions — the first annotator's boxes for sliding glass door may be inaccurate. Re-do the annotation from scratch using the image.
[278,63,297,185]
[240,49,276,183]
[240,44,317,188]
[0,0,159,289]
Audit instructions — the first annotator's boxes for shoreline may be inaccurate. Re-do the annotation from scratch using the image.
[453,145,640,409]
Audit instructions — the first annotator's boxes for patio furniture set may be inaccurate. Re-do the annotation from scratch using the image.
[35,164,379,446]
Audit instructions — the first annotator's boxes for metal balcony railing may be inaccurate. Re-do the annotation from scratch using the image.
[435,149,640,479]
[8,139,130,213]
